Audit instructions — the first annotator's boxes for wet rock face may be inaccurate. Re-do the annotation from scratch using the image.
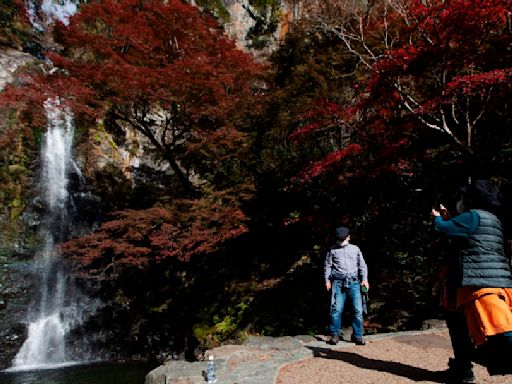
[0,262,34,370]
[0,49,33,91]
[0,48,38,370]
[222,0,302,53]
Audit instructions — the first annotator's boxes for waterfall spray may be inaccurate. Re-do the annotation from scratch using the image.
[24,0,78,31]
[10,98,84,371]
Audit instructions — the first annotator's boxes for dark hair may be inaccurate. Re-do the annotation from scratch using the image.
[461,179,502,214]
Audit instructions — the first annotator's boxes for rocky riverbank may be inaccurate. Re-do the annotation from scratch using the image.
[145,335,314,384]
[145,323,468,384]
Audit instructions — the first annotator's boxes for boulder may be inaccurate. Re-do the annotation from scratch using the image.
[145,335,315,384]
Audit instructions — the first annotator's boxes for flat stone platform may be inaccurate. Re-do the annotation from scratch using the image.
[145,327,456,384]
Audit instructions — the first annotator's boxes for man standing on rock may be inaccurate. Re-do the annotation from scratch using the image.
[324,226,369,345]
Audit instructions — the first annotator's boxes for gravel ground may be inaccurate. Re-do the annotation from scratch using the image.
[276,331,511,384]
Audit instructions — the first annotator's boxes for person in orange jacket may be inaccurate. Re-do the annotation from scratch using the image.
[432,179,512,380]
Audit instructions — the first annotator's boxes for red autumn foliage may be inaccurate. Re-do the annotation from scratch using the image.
[363,0,512,151]
[298,143,363,181]
[286,98,365,182]
[61,190,249,279]
[289,0,512,189]
[1,0,263,192]
[289,99,348,143]
[0,0,266,273]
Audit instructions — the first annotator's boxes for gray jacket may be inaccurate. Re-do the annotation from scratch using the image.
[324,243,368,283]
[459,209,512,287]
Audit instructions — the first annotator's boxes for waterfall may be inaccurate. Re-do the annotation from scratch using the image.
[9,98,85,371]
[25,0,78,31]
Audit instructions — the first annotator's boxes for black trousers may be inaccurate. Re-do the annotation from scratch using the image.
[446,310,512,376]
[445,310,474,371]
[474,331,512,375]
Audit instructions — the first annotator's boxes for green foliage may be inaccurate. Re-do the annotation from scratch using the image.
[0,112,34,214]
[0,0,32,48]
[0,110,38,259]
[192,297,252,348]
[194,0,230,21]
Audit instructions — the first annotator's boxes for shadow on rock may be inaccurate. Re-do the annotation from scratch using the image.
[307,346,446,383]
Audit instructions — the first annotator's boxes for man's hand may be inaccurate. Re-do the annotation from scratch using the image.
[325,281,331,291]
[361,281,369,291]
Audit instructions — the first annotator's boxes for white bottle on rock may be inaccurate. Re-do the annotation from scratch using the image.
[207,355,217,383]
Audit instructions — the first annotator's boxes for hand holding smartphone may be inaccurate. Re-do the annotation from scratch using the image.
[439,204,450,220]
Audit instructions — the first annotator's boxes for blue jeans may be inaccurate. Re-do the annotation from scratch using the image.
[329,280,363,339]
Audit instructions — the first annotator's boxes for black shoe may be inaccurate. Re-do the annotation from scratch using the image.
[444,358,476,383]
[327,335,339,345]
[351,336,366,345]
[487,365,511,376]
[460,374,476,384]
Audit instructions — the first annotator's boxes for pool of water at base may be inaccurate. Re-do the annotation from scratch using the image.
[0,362,155,384]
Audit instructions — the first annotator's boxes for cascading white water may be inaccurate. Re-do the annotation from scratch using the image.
[10,98,83,371]
[25,0,78,31]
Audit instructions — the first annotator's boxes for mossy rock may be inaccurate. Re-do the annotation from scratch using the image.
[7,165,27,174]
[9,198,22,208]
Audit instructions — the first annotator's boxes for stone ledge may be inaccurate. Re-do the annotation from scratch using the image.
[145,335,315,384]
[145,328,449,384]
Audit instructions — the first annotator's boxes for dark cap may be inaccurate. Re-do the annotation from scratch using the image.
[335,226,350,240]
[460,179,502,210]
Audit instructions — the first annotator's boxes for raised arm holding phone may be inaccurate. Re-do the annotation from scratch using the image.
[431,180,512,381]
